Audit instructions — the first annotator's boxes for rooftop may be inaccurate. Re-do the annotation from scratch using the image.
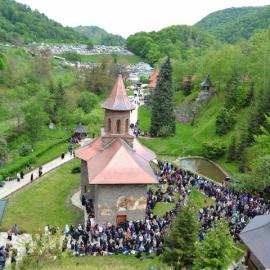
[75,122,87,134]
[75,137,157,185]
[148,69,159,89]
[200,74,212,88]
[240,214,270,269]
[101,74,135,111]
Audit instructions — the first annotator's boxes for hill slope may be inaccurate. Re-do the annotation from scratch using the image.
[126,25,215,65]
[0,0,88,44]
[74,26,125,46]
[195,5,270,43]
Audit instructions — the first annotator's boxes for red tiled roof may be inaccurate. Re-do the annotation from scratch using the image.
[133,138,156,161]
[75,137,102,161]
[148,69,159,89]
[86,138,157,185]
[101,74,135,111]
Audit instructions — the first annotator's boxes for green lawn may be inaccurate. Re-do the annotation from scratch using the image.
[0,127,73,180]
[40,255,170,270]
[138,94,244,176]
[189,187,215,209]
[153,190,180,217]
[1,160,83,233]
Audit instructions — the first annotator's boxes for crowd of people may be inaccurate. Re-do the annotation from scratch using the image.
[64,161,190,257]
[190,176,270,240]
[63,160,270,257]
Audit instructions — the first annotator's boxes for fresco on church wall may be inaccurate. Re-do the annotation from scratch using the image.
[117,196,147,211]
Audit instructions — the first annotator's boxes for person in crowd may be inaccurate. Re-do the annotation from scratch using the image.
[61,152,65,159]
[38,166,43,177]
[7,228,12,241]
[30,173,34,182]
[16,173,20,182]
[20,171,24,180]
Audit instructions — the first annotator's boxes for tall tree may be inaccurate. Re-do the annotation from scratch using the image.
[194,221,235,270]
[163,205,199,269]
[23,100,48,145]
[150,57,176,137]
[227,136,237,161]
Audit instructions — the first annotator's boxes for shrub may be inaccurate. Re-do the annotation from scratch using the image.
[202,141,226,159]
[216,108,235,135]
[71,167,81,174]
[159,125,175,137]
[19,143,32,157]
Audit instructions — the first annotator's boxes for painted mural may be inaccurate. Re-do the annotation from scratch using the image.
[117,196,147,211]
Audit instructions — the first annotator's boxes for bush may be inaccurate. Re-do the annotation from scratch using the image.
[77,91,98,114]
[159,125,175,137]
[216,108,235,135]
[71,167,81,174]
[202,141,226,159]
[0,138,67,180]
[19,143,32,157]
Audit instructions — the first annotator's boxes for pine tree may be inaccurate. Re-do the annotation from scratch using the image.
[227,136,237,161]
[55,80,65,109]
[150,57,176,137]
[163,205,199,269]
[194,221,235,270]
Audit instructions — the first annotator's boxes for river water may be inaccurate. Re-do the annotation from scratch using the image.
[179,157,228,183]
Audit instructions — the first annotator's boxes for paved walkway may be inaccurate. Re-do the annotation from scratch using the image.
[130,96,141,125]
[0,152,74,199]
[71,190,87,225]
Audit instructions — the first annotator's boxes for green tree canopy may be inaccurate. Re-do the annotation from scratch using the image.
[194,221,235,270]
[23,100,48,145]
[77,91,98,114]
[163,205,199,269]
[150,57,175,137]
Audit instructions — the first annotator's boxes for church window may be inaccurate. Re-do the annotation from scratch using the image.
[125,119,129,133]
[117,120,121,133]
[108,118,112,132]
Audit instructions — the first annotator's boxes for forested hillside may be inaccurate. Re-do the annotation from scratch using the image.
[126,25,215,65]
[0,44,118,180]
[0,0,88,44]
[74,26,125,46]
[138,27,270,192]
[195,5,270,43]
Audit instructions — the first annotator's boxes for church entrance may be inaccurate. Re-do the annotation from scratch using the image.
[116,214,127,225]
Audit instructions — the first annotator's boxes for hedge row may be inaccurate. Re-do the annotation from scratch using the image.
[0,137,69,181]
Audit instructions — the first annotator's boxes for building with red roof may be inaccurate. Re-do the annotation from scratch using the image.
[148,69,159,89]
[75,74,157,225]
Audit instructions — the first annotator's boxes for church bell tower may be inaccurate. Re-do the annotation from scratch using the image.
[101,74,135,147]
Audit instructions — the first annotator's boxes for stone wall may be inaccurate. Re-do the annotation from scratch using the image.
[95,184,147,225]
[80,160,95,200]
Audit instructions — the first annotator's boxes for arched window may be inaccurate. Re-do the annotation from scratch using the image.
[117,120,121,134]
[108,118,112,132]
[125,119,129,133]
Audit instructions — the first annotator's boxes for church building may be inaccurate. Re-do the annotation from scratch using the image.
[75,74,157,225]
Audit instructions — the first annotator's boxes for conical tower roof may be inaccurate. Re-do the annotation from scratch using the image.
[101,74,135,111]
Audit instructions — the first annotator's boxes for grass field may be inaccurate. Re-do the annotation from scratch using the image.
[153,192,180,217]
[1,160,83,233]
[189,187,215,209]
[39,255,170,270]
[138,94,243,176]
